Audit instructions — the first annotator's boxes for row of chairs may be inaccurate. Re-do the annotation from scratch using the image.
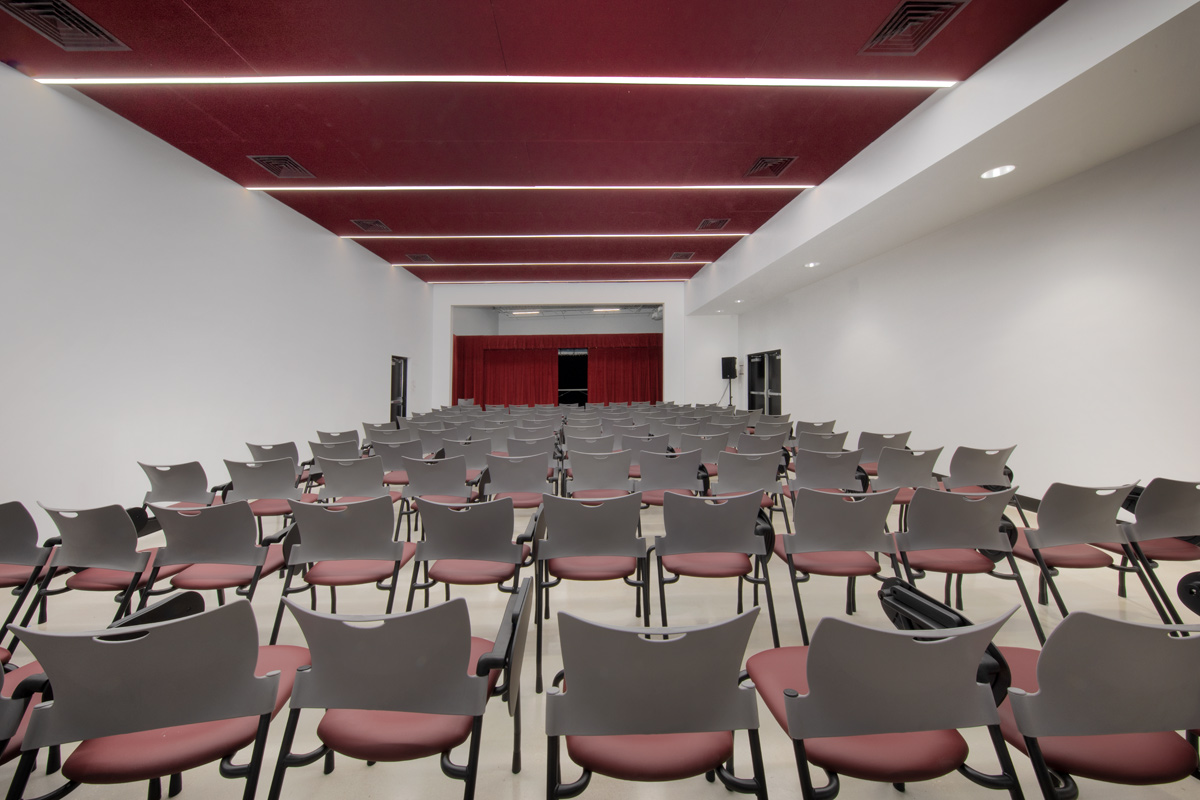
[4,576,1197,800]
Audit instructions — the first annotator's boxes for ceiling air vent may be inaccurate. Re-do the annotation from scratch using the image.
[351,219,391,232]
[861,1,969,56]
[697,218,730,231]
[670,252,695,261]
[1,0,128,51]
[406,254,435,263]
[247,155,314,179]
[744,157,796,178]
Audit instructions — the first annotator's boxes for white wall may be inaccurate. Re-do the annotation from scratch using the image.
[428,283,736,408]
[451,306,499,335]
[498,312,662,335]
[738,122,1200,497]
[0,66,431,525]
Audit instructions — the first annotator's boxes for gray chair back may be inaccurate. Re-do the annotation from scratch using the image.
[565,434,615,456]
[0,501,51,567]
[637,450,703,494]
[153,501,267,568]
[139,461,213,506]
[1024,483,1134,549]
[786,489,899,555]
[415,498,522,565]
[659,492,765,556]
[896,488,1018,553]
[536,493,645,558]
[734,431,788,455]
[309,439,361,461]
[788,448,863,492]
[943,445,1015,490]
[15,601,278,749]
[373,439,425,472]
[784,610,1014,739]
[1007,612,1200,738]
[443,438,492,472]
[246,442,301,476]
[316,456,388,501]
[856,431,911,463]
[792,431,847,454]
[225,458,305,503]
[287,497,409,563]
[872,447,943,492]
[715,451,780,495]
[36,503,151,577]
[485,454,550,497]
[566,450,633,495]
[792,420,836,435]
[401,455,471,500]
[546,610,759,736]
[286,597,487,715]
[1123,477,1200,543]
[679,432,729,465]
[316,429,360,446]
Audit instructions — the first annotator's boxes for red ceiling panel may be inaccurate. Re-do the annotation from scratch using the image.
[1,0,1069,283]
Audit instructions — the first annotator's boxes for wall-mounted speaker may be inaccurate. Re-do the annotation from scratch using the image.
[721,356,737,380]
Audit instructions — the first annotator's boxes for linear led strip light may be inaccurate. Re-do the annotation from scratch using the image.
[391,261,712,267]
[35,74,956,88]
[247,183,813,191]
[346,232,745,240]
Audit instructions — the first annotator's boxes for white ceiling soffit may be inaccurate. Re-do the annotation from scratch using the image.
[687,0,1200,315]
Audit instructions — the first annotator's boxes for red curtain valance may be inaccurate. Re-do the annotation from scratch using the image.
[453,334,663,406]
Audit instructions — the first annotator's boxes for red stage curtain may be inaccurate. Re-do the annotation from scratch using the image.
[453,334,662,405]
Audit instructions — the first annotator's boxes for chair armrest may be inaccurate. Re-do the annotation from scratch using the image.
[516,510,541,545]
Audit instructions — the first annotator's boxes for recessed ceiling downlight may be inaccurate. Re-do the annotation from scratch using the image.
[981,165,1016,179]
[804,262,820,269]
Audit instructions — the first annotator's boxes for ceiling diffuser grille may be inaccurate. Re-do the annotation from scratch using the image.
[670,252,695,261]
[861,1,969,55]
[351,219,391,232]
[744,157,796,178]
[697,218,730,231]
[406,254,435,263]
[247,155,314,178]
[1,0,128,51]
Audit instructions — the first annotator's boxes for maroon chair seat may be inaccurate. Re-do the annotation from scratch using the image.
[1012,529,1112,569]
[61,644,309,784]
[412,493,477,508]
[428,544,532,585]
[304,548,416,586]
[659,551,751,579]
[776,545,881,577]
[703,462,718,477]
[495,491,543,509]
[314,637,500,762]
[569,489,628,500]
[248,495,318,517]
[627,465,642,479]
[0,546,56,587]
[330,490,404,505]
[859,462,878,476]
[565,731,733,782]
[547,555,637,581]
[710,490,775,509]
[639,488,694,507]
[903,548,996,574]
[170,544,286,590]
[64,548,188,591]
[1,660,46,764]
[997,646,1199,785]
[1093,538,1200,560]
[383,470,409,486]
[747,646,970,783]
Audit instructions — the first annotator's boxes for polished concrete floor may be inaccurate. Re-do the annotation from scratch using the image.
[6,499,1199,800]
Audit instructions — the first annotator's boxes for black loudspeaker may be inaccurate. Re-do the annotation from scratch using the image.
[721,357,737,380]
